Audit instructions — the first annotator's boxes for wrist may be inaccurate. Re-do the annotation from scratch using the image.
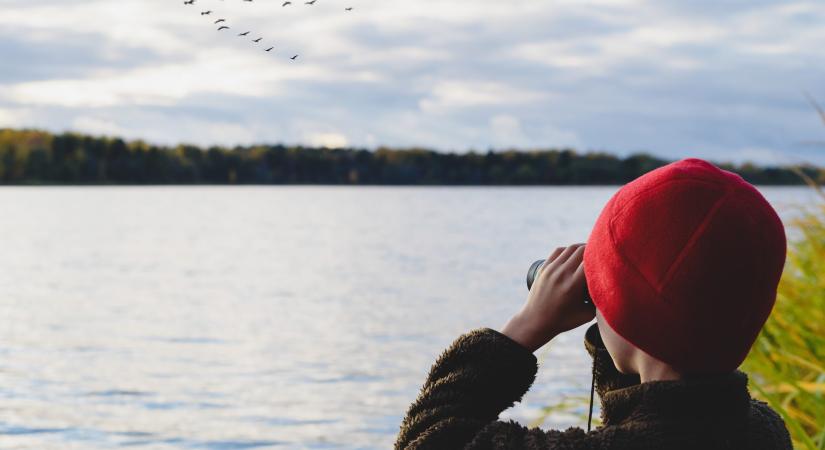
[500,312,558,352]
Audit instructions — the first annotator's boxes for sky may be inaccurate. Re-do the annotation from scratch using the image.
[1,0,825,165]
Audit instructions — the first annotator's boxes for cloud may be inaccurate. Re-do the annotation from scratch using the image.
[490,115,526,147]
[308,132,350,149]
[1,0,825,165]
[419,81,551,114]
[0,107,31,128]
[72,116,128,137]
[7,52,286,108]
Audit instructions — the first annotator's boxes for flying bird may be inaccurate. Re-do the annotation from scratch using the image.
[214,19,226,24]
[305,0,317,4]
[290,54,299,60]
[200,10,212,15]
[253,38,263,43]
[183,0,195,4]
[345,7,353,11]
[218,26,230,31]
[265,47,274,52]
[282,1,292,6]
[238,31,250,36]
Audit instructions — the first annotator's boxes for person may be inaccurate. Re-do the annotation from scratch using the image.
[394,158,793,449]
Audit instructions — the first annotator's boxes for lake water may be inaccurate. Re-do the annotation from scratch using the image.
[0,186,815,449]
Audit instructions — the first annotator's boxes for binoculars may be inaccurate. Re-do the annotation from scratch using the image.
[525,259,547,291]
[526,259,593,304]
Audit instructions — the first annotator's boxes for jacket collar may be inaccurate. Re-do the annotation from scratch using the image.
[600,371,751,426]
[584,324,640,398]
[584,324,752,426]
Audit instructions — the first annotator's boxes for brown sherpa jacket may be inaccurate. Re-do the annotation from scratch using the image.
[395,324,792,450]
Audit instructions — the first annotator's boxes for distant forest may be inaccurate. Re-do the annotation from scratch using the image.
[0,129,821,185]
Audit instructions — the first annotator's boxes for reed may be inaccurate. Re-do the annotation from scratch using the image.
[743,187,825,450]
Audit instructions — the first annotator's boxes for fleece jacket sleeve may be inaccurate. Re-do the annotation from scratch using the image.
[394,328,594,450]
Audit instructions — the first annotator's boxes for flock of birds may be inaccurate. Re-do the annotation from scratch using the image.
[184,0,355,60]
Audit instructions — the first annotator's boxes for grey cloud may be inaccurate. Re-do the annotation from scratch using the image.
[0,30,176,83]
[2,0,825,165]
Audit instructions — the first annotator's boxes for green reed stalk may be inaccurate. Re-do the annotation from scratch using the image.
[743,187,825,450]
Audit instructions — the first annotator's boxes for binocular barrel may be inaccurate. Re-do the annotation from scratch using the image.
[526,259,546,291]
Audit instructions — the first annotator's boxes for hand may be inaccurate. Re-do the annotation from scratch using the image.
[501,244,596,352]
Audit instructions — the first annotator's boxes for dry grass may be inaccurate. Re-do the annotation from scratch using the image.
[743,187,825,449]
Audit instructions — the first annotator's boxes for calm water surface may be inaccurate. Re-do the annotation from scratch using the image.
[0,186,814,449]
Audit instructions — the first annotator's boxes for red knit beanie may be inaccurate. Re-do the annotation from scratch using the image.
[583,158,787,373]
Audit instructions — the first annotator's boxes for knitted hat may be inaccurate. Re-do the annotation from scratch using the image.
[583,158,787,373]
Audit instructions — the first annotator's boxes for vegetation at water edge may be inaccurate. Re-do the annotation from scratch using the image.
[744,188,825,450]
[1,128,821,185]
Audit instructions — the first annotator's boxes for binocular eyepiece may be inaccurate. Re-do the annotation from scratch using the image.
[526,259,593,305]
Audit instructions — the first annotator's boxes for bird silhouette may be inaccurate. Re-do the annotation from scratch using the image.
[186,0,354,59]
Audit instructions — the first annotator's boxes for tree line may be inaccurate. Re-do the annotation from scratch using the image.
[0,128,820,185]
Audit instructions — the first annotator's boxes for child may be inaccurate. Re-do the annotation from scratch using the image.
[395,159,792,449]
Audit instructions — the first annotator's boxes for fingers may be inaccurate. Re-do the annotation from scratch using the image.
[572,256,585,278]
[570,257,587,288]
[562,245,586,273]
[545,246,566,265]
[569,258,596,323]
[546,243,585,271]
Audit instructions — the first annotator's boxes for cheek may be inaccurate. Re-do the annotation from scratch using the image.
[608,349,634,374]
[596,313,635,374]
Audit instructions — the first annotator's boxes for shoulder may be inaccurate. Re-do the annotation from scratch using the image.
[747,399,792,449]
